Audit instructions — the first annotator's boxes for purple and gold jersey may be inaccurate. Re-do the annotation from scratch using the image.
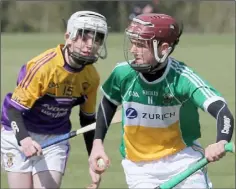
[1,45,100,134]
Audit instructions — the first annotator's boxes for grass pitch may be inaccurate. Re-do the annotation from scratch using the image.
[1,33,235,188]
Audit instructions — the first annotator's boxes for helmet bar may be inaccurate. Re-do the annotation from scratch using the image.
[133,18,154,27]
[125,30,153,41]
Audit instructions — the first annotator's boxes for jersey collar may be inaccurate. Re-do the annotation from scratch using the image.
[139,57,172,84]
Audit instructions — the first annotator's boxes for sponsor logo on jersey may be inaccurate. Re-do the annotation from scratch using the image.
[221,116,231,134]
[123,102,180,128]
[128,91,139,98]
[12,97,21,103]
[82,82,90,91]
[126,108,138,119]
[41,104,69,118]
[142,90,158,96]
[11,121,19,134]
[163,93,174,104]
[48,81,59,88]
[142,112,176,120]
[12,92,26,104]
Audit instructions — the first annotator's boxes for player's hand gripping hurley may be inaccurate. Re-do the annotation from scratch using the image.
[154,142,235,189]
[23,121,97,161]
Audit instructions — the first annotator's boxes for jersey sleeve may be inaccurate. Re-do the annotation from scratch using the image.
[17,65,27,85]
[101,65,122,106]
[178,69,226,112]
[80,77,100,115]
[11,64,48,112]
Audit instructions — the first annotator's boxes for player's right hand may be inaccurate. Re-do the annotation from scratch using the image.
[19,137,42,157]
[89,139,110,174]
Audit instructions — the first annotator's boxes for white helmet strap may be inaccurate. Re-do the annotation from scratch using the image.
[153,40,172,63]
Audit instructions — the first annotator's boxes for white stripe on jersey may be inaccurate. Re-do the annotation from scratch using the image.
[171,66,212,98]
[172,59,216,97]
[203,96,226,112]
[100,86,121,106]
[100,97,109,128]
[10,99,30,110]
[171,59,215,98]
[115,62,129,68]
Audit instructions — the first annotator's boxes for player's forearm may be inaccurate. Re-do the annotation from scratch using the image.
[207,100,234,142]
[80,111,96,155]
[94,96,118,142]
[7,106,29,144]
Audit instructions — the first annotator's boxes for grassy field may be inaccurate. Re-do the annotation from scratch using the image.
[1,33,235,188]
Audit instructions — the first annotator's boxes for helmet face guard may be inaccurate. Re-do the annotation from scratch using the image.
[124,31,156,73]
[124,14,183,73]
[67,28,107,66]
[65,11,108,67]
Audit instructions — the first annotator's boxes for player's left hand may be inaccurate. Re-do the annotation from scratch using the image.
[204,140,228,162]
[87,167,101,189]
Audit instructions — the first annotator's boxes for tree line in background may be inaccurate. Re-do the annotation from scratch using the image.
[1,0,235,33]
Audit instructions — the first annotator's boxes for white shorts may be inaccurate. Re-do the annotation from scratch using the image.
[1,127,70,175]
[121,141,212,189]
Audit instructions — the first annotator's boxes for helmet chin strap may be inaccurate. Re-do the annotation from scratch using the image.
[153,40,172,63]
[63,47,83,69]
[68,56,83,69]
[67,46,98,67]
